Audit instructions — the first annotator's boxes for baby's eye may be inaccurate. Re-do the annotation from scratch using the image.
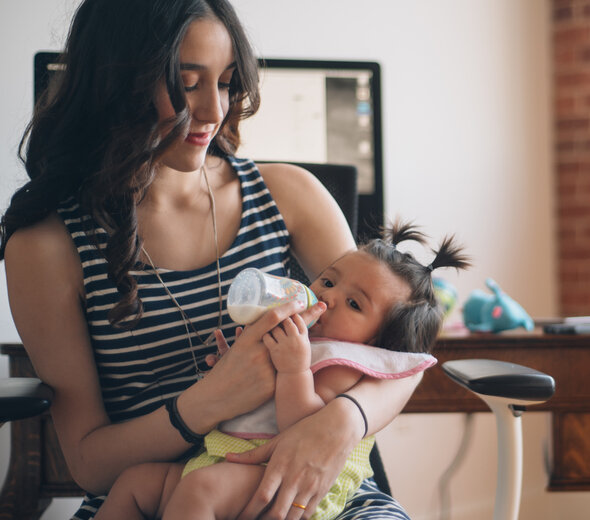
[321,278,334,288]
[347,299,361,311]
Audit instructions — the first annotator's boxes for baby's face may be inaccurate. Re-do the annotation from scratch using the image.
[308,251,411,344]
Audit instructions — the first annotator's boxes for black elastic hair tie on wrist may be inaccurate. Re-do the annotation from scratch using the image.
[165,395,205,445]
[336,393,368,438]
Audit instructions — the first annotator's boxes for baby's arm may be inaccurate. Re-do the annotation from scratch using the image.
[262,315,362,431]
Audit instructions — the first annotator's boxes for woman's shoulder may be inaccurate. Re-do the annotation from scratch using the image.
[7,212,69,249]
[256,162,319,190]
[5,213,82,281]
[255,162,327,208]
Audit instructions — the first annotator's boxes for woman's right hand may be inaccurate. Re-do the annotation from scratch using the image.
[177,300,326,434]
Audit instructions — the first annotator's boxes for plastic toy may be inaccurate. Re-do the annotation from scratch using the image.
[433,277,458,318]
[463,278,534,333]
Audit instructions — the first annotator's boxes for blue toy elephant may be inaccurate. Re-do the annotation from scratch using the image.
[463,278,534,333]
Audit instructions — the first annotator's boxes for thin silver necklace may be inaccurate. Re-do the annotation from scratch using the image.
[141,165,224,375]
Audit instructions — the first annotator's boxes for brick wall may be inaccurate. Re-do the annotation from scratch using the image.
[553,0,590,314]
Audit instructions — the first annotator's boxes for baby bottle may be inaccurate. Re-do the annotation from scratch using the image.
[227,268,318,325]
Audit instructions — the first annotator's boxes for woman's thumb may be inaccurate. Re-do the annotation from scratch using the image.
[225,439,275,465]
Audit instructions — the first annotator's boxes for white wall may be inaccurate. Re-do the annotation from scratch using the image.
[1,1,584,519]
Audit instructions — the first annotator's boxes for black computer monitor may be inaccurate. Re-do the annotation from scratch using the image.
[34,53,384,237]
[240,59,383,238]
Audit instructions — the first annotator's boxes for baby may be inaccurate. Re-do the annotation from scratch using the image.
[95,220,470,520]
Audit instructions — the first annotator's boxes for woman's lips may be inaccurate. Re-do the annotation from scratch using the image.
[185,132,211,146]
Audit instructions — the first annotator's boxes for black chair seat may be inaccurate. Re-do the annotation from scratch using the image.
[0,377,53,422]
[442,359,555,401]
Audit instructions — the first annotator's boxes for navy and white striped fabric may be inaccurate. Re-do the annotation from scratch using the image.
[340,479,411,519]
[60,156,410,519]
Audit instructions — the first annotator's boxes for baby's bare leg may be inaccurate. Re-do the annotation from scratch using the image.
[163,461,266,520]
[95,462,183,520]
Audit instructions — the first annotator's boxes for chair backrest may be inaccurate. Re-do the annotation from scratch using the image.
[279,162,358,286]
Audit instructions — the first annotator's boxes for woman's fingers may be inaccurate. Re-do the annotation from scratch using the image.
[286,493,315,520]
[243,299,325,339]
[229,412,348,520]
[257,463,324,520]
[204,353,219,368]
[214,329,231,356]
[291,313,308,334]
[298,301,326,327]
[205,329,232,367]
[226,438,275,466]
[229,441,280,520]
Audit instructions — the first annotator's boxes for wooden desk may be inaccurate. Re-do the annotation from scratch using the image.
[1,329,589,518]
[406,329,590,491]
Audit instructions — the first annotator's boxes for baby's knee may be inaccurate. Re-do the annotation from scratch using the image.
[114,462,179,513]
[179,466,217,496]
[112,463,151,492]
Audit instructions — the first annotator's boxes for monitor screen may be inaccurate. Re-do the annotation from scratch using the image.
[33,54,383,237]
[239,59,383,237]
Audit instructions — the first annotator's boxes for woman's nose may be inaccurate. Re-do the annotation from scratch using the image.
[192,86,225,124]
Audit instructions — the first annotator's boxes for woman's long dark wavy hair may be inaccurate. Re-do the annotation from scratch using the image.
[362,220,471,353]
[0,0,260,326]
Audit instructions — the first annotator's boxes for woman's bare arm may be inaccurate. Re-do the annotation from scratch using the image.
[258,163,356,279]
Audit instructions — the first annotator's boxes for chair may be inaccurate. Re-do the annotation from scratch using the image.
[0,378,53,423]
[442,359,555,520]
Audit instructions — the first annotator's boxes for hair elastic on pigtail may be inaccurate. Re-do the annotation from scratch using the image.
[426,263,434,272]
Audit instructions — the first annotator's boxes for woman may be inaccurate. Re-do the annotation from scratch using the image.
[1,1,420,518]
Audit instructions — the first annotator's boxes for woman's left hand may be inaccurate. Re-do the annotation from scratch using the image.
[204,328,240,368]
[227,397,363,520]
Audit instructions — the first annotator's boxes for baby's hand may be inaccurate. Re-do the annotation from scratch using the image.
[262,314,311,373]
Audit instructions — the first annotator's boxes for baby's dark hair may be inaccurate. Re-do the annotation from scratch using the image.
[360,220,470,353]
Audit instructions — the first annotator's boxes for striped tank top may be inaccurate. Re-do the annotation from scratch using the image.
[60,156,289,519]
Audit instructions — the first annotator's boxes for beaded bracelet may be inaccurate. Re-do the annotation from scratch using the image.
[336,393,368,438]
[165,395,205,445]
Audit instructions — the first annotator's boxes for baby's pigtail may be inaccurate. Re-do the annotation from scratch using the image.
[385,219,428,247]
[427,235,471,272]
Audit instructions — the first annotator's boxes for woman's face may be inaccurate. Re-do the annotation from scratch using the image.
[308,251,411,345]
[155,17,236,173]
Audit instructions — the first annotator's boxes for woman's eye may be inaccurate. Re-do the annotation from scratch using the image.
[347,299,361,311]
[182,75,199,92]
[218,81,231,90]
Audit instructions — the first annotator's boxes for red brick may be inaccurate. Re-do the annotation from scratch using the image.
[555,96,577,116]
[556,117,590,131]
[555,71,590,88]
[554,47,576,65]
[554,1,590,315]
[555,6,573,21]
[554,26,590,47]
